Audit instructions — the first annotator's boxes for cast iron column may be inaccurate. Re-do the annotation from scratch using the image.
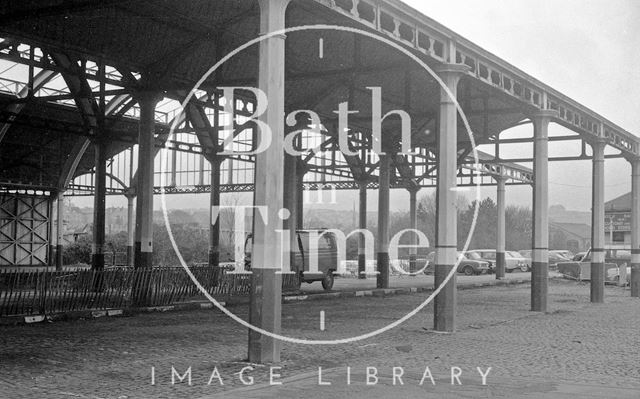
[590,139,606,302]
[296,160,305,230]
[433,64,468,332]
[248,0,290,364]
[209,157,221,268]
[408,186,418,274]
[376,153,391,289]
[56,191,65,270]
[358,181,367,279]
[531,110,555,312]
[126,194,135,267]
[631,158,640,296]
[283,153,298,275]
[134,91,161,269]
[91,137,107,271]
[496,176,506,279]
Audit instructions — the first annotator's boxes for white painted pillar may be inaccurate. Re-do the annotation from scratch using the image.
[248,0,290,364]
[590,139,606,303]
[433,63,469,332]
[377,154,391,289]
[496,176,506,279]
[134,91,161,269]
[531,110,555,312]
[358,181,367,279]
[630,158,640,296]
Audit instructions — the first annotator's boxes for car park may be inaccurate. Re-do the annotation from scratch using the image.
[422,251,490,275]
[468,249,528,272]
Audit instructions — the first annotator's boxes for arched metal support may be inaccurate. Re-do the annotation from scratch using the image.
[49,52,101,269]
[0,69,56,145]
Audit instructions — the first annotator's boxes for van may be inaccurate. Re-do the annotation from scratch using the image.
[244,229,338,291]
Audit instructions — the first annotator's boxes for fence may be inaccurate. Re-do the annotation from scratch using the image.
[0,266,300,317]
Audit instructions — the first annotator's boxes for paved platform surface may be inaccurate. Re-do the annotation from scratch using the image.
[1,279,638,398]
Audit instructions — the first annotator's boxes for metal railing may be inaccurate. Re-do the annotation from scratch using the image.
[0,266,300,317]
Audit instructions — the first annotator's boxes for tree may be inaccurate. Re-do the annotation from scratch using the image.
[63,235,92,265]
[505,205,532,251]
[459,197,497,249]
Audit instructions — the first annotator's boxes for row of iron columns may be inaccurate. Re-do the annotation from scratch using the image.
[46,0,640,364]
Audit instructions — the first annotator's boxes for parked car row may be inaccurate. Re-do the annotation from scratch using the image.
[518,249,573,269]
[421,248,578,276]
[556,247,632,282]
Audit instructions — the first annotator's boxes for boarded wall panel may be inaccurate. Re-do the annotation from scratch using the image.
[0,193,51,266]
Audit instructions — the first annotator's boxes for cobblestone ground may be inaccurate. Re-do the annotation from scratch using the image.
[0,280,638,398]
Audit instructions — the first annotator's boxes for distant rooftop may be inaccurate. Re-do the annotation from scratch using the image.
[605,192,632,212]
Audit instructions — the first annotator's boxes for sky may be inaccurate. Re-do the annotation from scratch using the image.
[73,0,640,214]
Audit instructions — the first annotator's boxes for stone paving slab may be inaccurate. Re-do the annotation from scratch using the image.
[1,279,638,398]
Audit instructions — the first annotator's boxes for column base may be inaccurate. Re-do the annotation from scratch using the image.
[91,253,105,292]
[357,253,366,279]
[590,262,605,303]
[208,250,220,267]
[409,253,417,274]
[495,252,506,279]
[126,245,134,267]
[631,265,640,297]
[91,253,105,270]
[134,242,153,269]
[376,252,389,288]
[56,244,63,271]
[531,261,548,312]
[434,263,456,332]
[248,268,282,364]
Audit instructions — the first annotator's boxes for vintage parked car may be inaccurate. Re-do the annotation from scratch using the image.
[517,250,570,270]
[508,251,531,271]
[422,251,490,275]
[548,252,571,269]
[422,251,436,274]
[550,250,574,260]
[244,229,338,290]
[518,249,532,259]
[458,251,491,275]
[607,265,632,284]
[468,249,528,272]
[556,247,625,281]
[572,252,587,261]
